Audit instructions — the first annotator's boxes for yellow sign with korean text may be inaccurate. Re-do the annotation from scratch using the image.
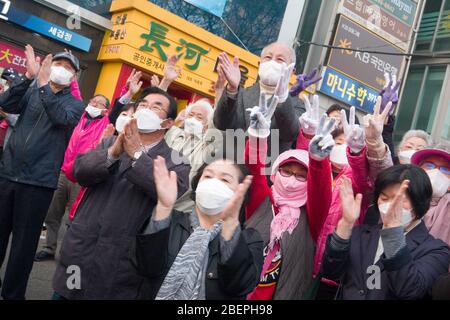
[98,0,261,97]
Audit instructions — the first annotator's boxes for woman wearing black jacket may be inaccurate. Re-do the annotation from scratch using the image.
[136,156,264,300]
[321,165,450,299]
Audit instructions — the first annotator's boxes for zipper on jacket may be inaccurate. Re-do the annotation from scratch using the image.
[20,109,45,169]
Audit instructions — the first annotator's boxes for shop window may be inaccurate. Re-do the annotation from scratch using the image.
[415,0,443,51]
[442,100,450,140]
[394,67,425,142]
[415,66,446,133]
[434,0,450,52]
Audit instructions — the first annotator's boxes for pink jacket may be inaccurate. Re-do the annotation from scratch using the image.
[60,113,110,182]
[296,130,393,279]
[313,148,373,278]
[70,80,83,101]
[424,193,450,251]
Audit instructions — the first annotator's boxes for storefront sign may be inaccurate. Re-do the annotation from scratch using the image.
[338,0,418,51]
[99,5,260,97]
[0,40,29,75]
[320,67,379,113]
[0,1,92,52]
[328,15,404,91]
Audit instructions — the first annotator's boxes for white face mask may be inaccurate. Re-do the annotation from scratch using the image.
[398,149,416,164]
[134,108,162,133]
[378,202,413,226]
[195,178,234,215]
[330,144,349,167]
[184,117,204,136]
[427,169,450,198]
[258,60,285,86]
[49,66,73,86]
[85,104,103,118]
[115,115,131,133]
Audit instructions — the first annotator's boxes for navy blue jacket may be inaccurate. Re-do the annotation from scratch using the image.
[0,76,84,189]
[322,221,450,300]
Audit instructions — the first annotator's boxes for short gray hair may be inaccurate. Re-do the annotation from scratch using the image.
[398,130,432,151]
[261,42,296,65]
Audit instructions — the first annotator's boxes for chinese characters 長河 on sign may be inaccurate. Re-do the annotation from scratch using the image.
[328,15,404,91]
[338,0,418,51]
[140,21,210,71]
[320,67,380,114]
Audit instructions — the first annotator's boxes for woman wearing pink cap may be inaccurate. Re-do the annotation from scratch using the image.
[242,92,335,300]
[411,143,450,251]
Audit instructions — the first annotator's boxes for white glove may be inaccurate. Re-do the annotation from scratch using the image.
[309,114,336,161]
[246,92,280,138]
[341,106,365,154]
[299,94,320,136]
[274,63,295,103]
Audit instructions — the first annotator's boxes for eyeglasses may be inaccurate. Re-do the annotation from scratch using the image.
[422,162,450,175]
[137,101,168,115]
[278,168,307,182]
[89,99,106,108]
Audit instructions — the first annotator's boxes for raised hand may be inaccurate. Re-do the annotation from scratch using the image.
[246,92,280,138]
[128,70,143,96]
[382,180,410,229]
[336,176,363,239]
[309,114,336,161]
[290,67,323,97]
[109,133,124,158]
[218,52,241,93]
[151,74,160,88]
[274,63,295,103]
[101,124,116,141]
[220,175,253,240]
[154,156,178,220]
[123,118,142,158]
[37,54,53,88]
[363,96,392,143]
[24,45,41,80]
[299,94,320,136]
[163,54,181,82]
[214,64,227,93]
[341,106,365,154]
[380,72,400,115]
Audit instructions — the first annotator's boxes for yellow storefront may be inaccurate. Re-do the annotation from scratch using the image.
[95,0,261,112]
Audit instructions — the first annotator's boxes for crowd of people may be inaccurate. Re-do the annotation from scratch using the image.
[0,41,449,300]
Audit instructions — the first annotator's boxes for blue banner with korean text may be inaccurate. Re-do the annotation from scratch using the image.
[319,67,380,114]
[0,2,92,52]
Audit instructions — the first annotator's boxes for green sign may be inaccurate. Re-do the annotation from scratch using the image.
[368,0,417,26]
[140,21,210,71]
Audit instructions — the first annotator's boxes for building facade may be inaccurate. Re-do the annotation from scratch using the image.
[0,0,111,100]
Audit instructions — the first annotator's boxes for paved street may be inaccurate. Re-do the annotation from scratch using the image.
[0,225,66,300]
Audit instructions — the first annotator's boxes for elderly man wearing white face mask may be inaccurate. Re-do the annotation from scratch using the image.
[165,99,224,213]
[0,45,84,300]
[51,86,191,300]
[214,42,321,153]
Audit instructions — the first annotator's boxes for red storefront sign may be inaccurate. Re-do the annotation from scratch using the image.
[0,41,33,75]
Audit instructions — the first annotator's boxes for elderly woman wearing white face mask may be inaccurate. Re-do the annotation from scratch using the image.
[164,99,225,213]
[411,144,450,255]
[396,130,432,164]
[135,156,263,300]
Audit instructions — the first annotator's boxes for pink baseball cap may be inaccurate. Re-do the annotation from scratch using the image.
[270,149,309,183]
[411,147,450,166]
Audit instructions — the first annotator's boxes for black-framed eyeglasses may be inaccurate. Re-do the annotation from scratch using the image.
[278,168,307,182]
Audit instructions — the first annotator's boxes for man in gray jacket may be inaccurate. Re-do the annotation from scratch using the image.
[214,42,306,154]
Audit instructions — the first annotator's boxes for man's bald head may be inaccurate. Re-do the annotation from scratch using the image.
[260,42,296,66]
